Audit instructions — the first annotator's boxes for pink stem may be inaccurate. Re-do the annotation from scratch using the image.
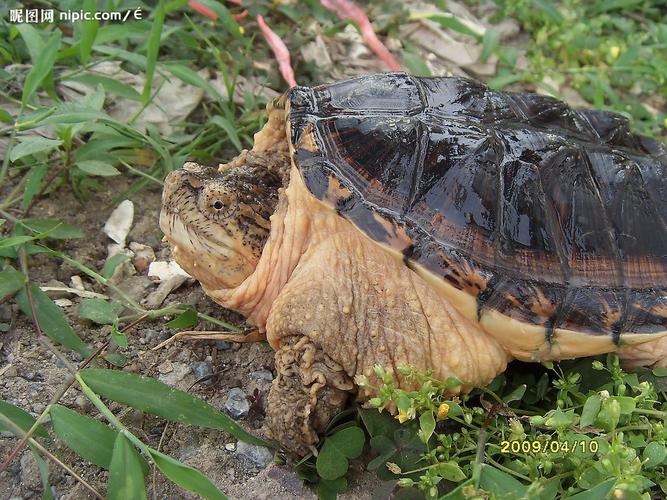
[256,15,297,88]
[232,9,249,21]
[320,0,401,71]
[188,0,218,20]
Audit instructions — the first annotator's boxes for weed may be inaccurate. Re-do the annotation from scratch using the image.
[296,357,667,499]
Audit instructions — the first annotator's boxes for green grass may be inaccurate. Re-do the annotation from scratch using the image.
[0,0,665,499]
[482,0,667,137]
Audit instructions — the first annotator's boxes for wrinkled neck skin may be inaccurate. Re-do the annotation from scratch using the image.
[205,163,334,331]
[201,103,343,331]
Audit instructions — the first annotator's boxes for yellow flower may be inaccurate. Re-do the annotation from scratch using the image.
[437,403,450,421]
[610,46,620,59]
[239,26,245,35]
[396,409,410,423]
[386,462,402,474]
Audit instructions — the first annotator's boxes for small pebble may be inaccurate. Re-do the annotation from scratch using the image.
[224,388,250,419]
[157,360,174,374]
[250,369,274,382]
[191,361,213,384]
[129,242,156,274]
[235,442,274,468]
[157,329,175,344]
[70,275,85,290]
[225,443,236,452]
[75,395,89,410]
[143,328,160,343]
[145,235,161,251]
[157,362,191,386]
[215,340,232,350]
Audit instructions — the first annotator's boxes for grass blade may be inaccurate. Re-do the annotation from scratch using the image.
[163,63,226,105]
[165,308,199,329]
[15,24,44,61]
[210,116,242,151]
[79,368,271,447]
[567,478,616,499]
[9,137,63,162]
[480,30,499,63]
[532,0,564,23]
[192,0,241,39]
[21,29,62,106]
[22,164,48,210]
[18,219,84,239]
[401,47,432,77]
[108,434,148,500]
[50,405,117,469]
[29,446,54,500]
[78,298,122,325]
[0,235,35,249]
[479,464,527,496]
[101,253,130,279]
[0,400,49,438]
[0,270,27,300]
[149,448,227,500]
[15,284,92,356]
[79,0,99,64]
[143,1,166,104]
[416,13,482,42]
[65,74,141,101]
[75,160,121,176]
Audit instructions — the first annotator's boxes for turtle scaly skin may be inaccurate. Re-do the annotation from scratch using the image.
[160,73,667,455]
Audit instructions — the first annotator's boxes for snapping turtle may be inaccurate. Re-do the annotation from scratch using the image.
[160,73,667,455]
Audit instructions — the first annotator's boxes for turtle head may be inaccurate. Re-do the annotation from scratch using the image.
[160,159,284,290]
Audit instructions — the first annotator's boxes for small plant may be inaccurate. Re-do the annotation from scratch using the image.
[333,358,667,499]
[483,0,667,138]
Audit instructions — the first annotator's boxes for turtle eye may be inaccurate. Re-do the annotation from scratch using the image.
[213,201,223,210]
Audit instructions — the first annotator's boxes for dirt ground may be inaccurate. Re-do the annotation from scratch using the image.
[0,174,395,499]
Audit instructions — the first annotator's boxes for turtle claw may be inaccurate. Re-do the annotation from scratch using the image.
[151,329,265,350]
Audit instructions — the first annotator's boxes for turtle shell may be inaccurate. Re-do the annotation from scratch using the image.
[284,73,667,344]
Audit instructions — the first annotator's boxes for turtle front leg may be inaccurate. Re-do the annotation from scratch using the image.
[266,336,353,456]
[262,231,511,456]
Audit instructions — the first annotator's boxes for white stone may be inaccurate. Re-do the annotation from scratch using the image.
[103,200,134,247]
[148,260,191,282]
